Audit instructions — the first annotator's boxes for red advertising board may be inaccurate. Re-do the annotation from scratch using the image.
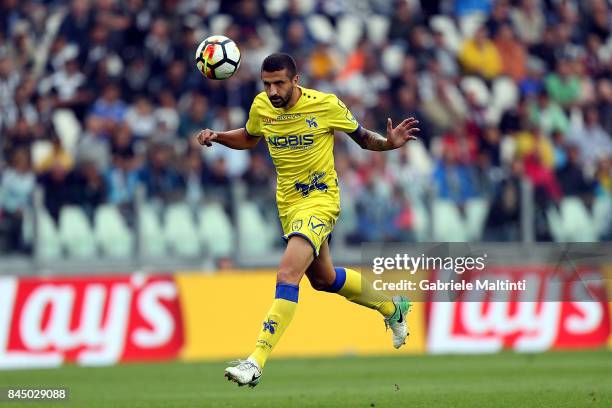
[0,275,183,369]
[426,266,610,353]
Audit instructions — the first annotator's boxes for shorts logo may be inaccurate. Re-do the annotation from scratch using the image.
[292,220,303,231]
[308,216,326,236]
[263,319,278,334]
[294,172,328,197]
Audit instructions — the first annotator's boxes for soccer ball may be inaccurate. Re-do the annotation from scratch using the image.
[195,35,241,80]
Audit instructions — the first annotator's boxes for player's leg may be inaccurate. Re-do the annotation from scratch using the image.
[306,239,395,315]
[306,239,411,348]
[224,235,313,386]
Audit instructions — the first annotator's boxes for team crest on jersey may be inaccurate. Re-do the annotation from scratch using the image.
[305,117,318,128]
[294,172,328,197]
[292,220,303,231]
[308,216,327,236]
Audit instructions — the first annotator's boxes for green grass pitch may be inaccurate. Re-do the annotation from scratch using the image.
[0,350,610,407]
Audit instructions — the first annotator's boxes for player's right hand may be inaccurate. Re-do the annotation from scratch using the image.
[196,129,218,147]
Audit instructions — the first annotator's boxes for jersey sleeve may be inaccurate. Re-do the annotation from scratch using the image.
[245,97,263,137]
[326,94,360,133]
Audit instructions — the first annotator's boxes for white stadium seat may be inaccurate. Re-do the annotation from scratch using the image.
[559,198,597,242]
[465,198,489,241]
[198,203,234,258]
[306,14,336,45]
[35,207,62,260]
[336,14,363,52]
[592,195,612,238]
[433,200,468,242]
[164,203,200,258]
[367,15,390,46]
[138,204,167,258]
[94,205,134,258]
[430,15,462,54]
[59,206,97,259]
[237,201,275,256]
[460,76,490,107]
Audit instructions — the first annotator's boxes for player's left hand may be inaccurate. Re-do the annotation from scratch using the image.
[386,117,419,149]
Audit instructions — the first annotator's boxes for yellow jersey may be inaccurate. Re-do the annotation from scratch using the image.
[245,86,359,215]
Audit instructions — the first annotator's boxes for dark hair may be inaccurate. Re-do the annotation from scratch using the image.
[261,53,297,78]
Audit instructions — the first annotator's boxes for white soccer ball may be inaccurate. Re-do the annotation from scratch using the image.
[195,35,241,80]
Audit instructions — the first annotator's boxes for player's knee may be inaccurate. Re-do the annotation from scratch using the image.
[276,266,301,285]
[308,275,335,291]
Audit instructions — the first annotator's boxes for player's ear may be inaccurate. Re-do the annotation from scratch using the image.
[292,74,300,86]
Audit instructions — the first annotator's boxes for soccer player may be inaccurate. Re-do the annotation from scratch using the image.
[197,53,420,387]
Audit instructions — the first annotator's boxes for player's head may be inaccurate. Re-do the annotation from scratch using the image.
[261,53,299,108]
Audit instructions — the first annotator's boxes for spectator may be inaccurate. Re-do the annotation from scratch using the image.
[459,26,502,80]
[544,58,581,109]
[36,136,74,175]
[566,106,612,166]
[432,144,479,205]
[139,143,184,204]
[68,159,107,220]
[0,148,34,252]
[178,93,212,140]
[511,0,545,46]
[494,24,527,82]
[124,95,157,139]
[484,158,523,241]
[90,82,127,126]
[528,89,569,136]
[38,161,72,222]
[556,144,595,200]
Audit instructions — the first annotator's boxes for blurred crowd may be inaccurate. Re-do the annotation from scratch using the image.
[0,0,611,253]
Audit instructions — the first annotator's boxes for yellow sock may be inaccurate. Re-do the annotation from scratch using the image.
[323,267,395,317]
[248,283,298,368]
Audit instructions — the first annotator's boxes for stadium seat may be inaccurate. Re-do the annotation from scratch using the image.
[94,205,134,258]
[336,14,363,52]
[381,45,405,77]
[138,204,167,258]
[366,15,390,46]
[432,200,468,242]
[58,206,98,259]
[459,12,486,39]
[237,201,275,256]
[592,195,612,238]
[559,198,597,242]
[411,199,430,242]
[164,203,201,258]
[491,77,519,112]
[198,203,234,258]
[430,15,462,54]
[35,207,62,260]
[209,14,232,36]
[306,14,335,44]
[263,0,288,18]
[546,206,565,242]
[52,109,81,155]
[465,198,489,241]
[460,76,490,107]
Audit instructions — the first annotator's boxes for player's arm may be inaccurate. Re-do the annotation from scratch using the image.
[348,118,420,151]
[196,128,261,150]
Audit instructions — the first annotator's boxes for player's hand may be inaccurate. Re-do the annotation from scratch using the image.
[196,129,218,147]
[386,117,419,149]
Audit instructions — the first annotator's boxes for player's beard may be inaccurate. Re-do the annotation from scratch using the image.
[269,87,293,108]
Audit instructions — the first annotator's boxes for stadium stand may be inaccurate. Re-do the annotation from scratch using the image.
[0,0,610,266]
